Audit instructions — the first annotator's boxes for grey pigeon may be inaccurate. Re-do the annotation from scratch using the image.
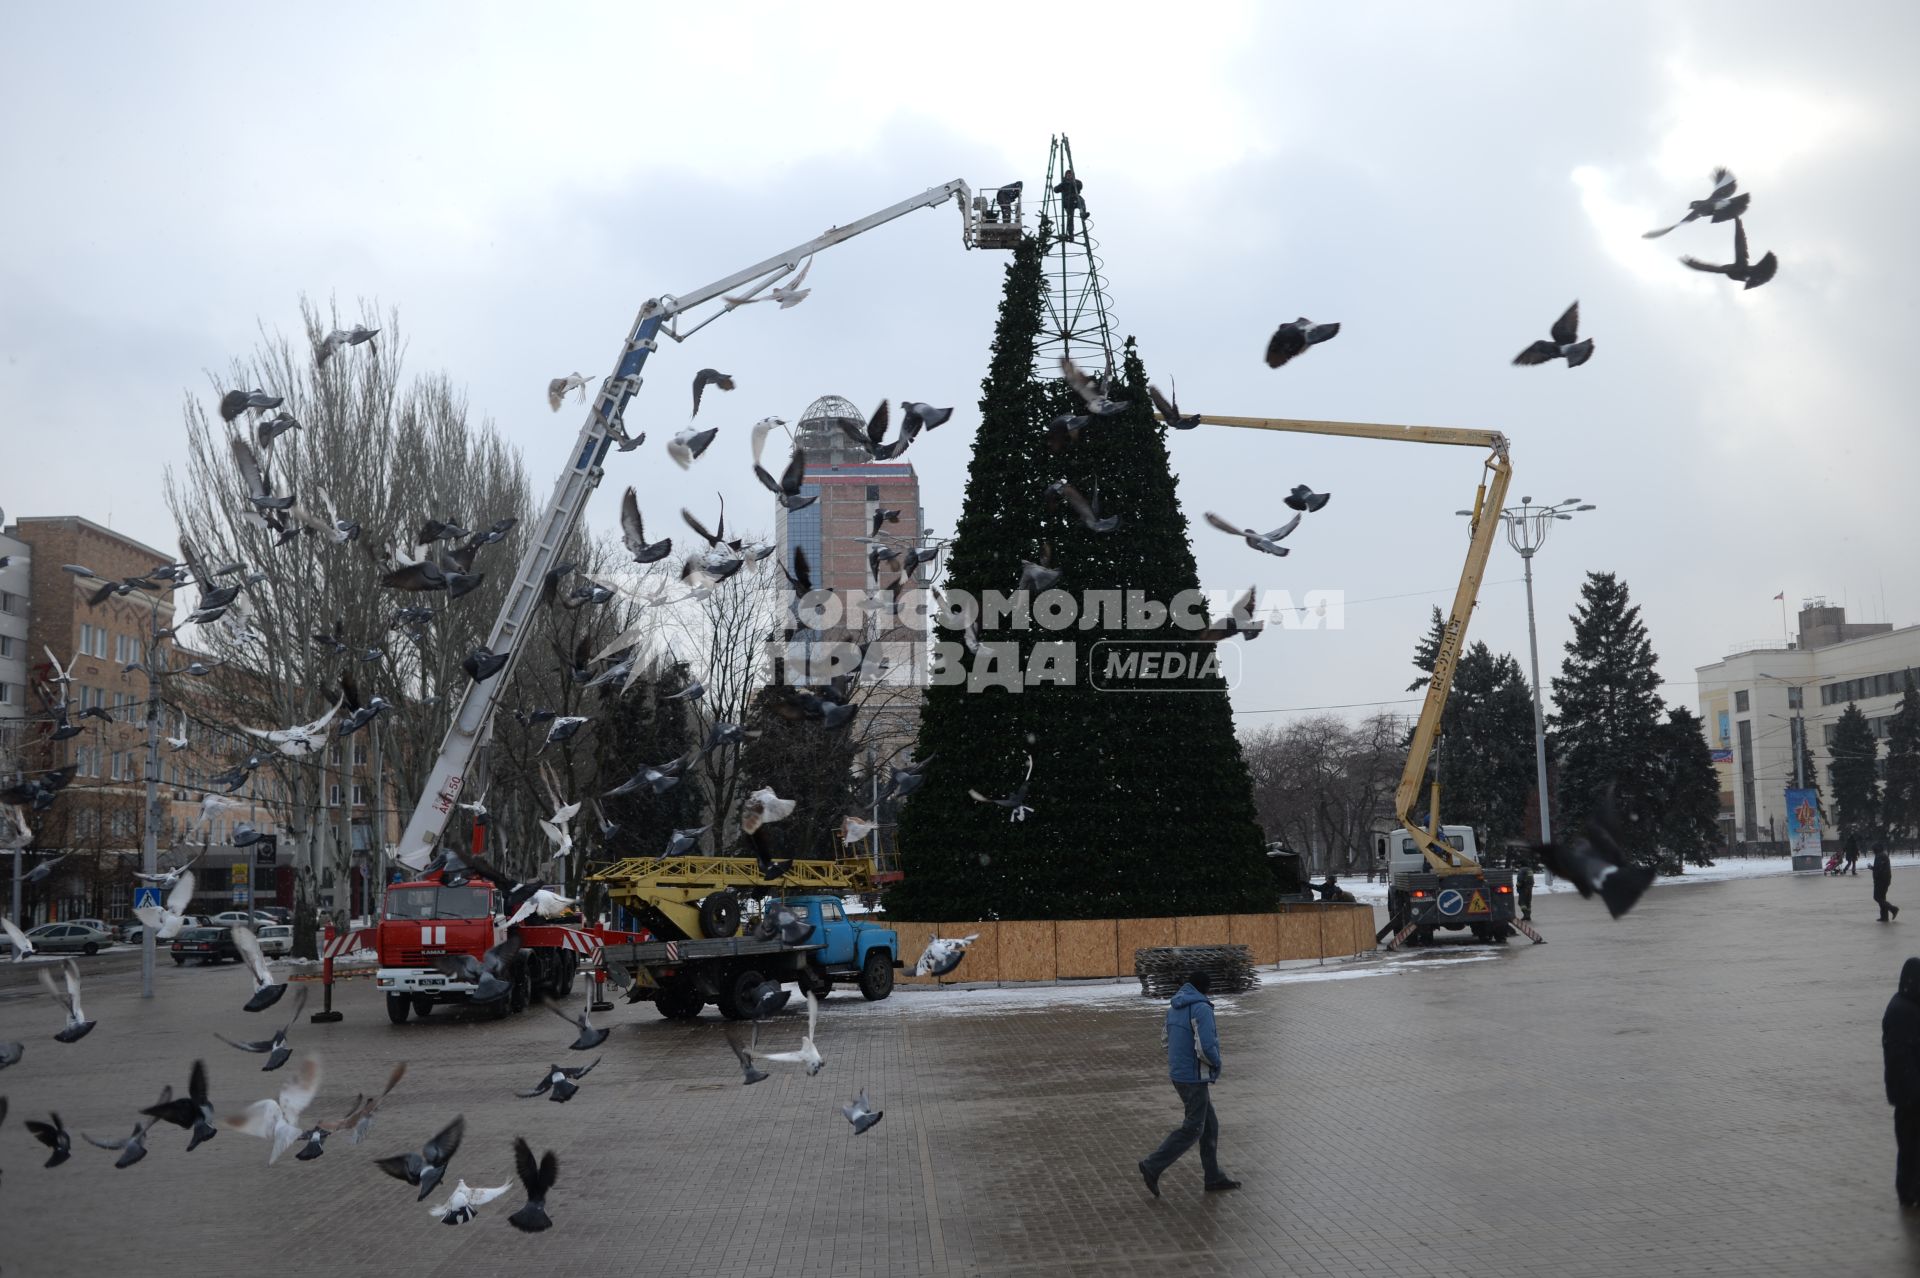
[375,1115,465,1202]
[619,488,674,563]
[216,986,308,1069]
[84,1086,169,1168]
[1533,789,1655,919]
[1679,217,1778,290]
[1047,480,1119,533]
[1512,301,1595,368]
[517,1058,600,1103]
[901,402,953,433]
[841,1088,884,1135]
[755,446,818,512]
[1643,167,1750,238]
[690,368,735,418]
[40,958,94,1043]
[463,646,510,683]
[25,1112,71,1166]
[431,935,522,1003]
[969,753,1036,823]
[1265,318,1341,368]
[726,1025,770,1085]
[1061,356,1128,416]
[507,1137,559,1233]
[141,1059,219,1151]
[1148,383,1200,429]
[1204,510,1300,557]
[543,999,609,1051]
[1284,485,1330,513]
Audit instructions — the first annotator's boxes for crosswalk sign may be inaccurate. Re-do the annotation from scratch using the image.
[134,886,162,911]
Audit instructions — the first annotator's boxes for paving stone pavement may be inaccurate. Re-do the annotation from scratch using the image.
[4,871,1920,1277]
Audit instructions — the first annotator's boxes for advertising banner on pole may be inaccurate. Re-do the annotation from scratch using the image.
[1786,787,1823,873]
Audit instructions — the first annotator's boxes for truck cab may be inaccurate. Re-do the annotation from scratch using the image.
[374,877,581,1023]
[1381,824,1519,944]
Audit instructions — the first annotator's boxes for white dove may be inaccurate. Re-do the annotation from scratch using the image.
[547,372,591,412]
[740,787,796,836]
[241,695,344,758]
[724,255,813,309]
[222,1054,322,1163]
[506,889,576,929]
[133,871,197,940]
[758,991,825,1076]
[914,932,981,978]
[429,1177,515,1225]
[4,912,35,962]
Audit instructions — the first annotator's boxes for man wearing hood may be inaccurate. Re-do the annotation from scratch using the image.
[1885,957,1920,1209]
[1139,970,1239,1196]
[1873,840,1899,922]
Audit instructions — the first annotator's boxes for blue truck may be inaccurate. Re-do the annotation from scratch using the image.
[600,894,899,1021]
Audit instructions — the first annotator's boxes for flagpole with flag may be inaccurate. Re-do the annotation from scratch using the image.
[1775,592,1788,647]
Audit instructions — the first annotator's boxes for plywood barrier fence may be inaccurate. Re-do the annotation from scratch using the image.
[890,902,1376,985]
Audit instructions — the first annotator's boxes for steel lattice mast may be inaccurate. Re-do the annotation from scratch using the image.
[1034,134,1119,379]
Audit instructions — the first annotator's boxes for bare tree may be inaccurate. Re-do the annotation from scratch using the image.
[164,299,532,949]
[1244,714,1404,879]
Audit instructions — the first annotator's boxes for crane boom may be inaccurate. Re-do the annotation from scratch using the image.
[1194,413,1513,875]
[395,181,984,869]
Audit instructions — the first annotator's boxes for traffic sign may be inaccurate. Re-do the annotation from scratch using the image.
[133,886,162,911]
[1436,888,1465,917]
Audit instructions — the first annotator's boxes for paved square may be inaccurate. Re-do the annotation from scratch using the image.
[4,871,1919,1277]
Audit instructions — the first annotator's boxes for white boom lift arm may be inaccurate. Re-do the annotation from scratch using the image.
[397,179,1000,870]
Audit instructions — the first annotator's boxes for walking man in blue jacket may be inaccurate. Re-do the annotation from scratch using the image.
[1139,970,1240,1196]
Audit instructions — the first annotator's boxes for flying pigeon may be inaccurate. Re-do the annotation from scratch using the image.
[297,1061,409,1158]
[726,256,813,309]
[544,999,609,1051]
[429,1177,516,1225]
[221,1054,322,1164]
[379,558,485,599]
[914,933,981,978]
[4,913,35,962]
[1204,509,1301,557]
[668,425,720,470]
[1047,480,1119,533]
[431,935,523,1003]
[375,1115,466,1201]
[1194,585,1265,643]
[618,488,674,564]
[1017,544,1062,592]
[233,925,290,1012]
[663,825,708,858]
[1,1040,24,1069]
[507,1137,559,1233]
[40,958,95,1042]
[241,695,345,757]
[1148,382,1201,430]
[229,437,291,514]
[25,1112,71,1167]
[755,445,818,512]
[3,763,77,811]
[690,368,735,418]
[757,990,825,1076]
[462,646,510,683]
[506,888,576,929]
[1265,318,1341,368]
[316,325,378,365]
[838,399,922,461]
[882,755,934,803]
[969,754,1035,822]
[255,411,301,450]
[517,1058,600,1103]
[1061,356,1128,416]
[547,372,591,412]
[726,1025,770,1085]
[900,402,954,434]
[84,1087,170,1168]
[216,986,309,1069]
[740,787,797,835]
[1284,485,1330,513]
[541,716,590,752]
[142,1059,220,1151]
[1533,791,1656,919]
[1512,301,1594,368]
[840,815,877,844]
[840,1088,884,1135]
[1643,167,1750,238]
[1679,217,1778,290]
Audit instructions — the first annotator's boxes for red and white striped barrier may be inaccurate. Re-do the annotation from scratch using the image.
[322,928,373,961]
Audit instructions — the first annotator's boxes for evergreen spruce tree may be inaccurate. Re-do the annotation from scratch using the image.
[891,234,1271,921]
[1550,572,1667,861]
[736,694,856,858]
[1882,672,1920,846]
[1830,701,1883,844]
[1406,625,1537,849]
[596,662,701,858]
[1650,707,1721,866]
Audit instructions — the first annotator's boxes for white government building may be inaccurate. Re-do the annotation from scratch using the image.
[1695,600,1920,849]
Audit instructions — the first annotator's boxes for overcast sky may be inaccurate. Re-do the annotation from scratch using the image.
[3,1,1914,732]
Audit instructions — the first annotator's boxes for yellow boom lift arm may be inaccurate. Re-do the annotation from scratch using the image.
[1194,414,1513,876]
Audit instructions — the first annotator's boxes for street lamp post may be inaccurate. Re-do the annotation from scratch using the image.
[1460,497,1596,845]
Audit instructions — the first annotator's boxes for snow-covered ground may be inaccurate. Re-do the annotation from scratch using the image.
[1337,850,1920,903]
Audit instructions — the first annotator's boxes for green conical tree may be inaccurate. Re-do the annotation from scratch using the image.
[1883,673,1920,846]
[596,660,702,859]
[1407,623,1537,849]
[1829,701,1882,844]
[1650,707,1721,866]
[1550,571,1667,861]
[890,235,1272,921]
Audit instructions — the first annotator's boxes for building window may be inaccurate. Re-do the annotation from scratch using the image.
[327,784,342,808]
[1734,689,1749,713]
[866,485,881,501]
[0,634,14,657]
[352,742,367,766]
[1787,686,1802,709]
[0,591,21,615]
[352,783,368,806]
[0,681,12,705]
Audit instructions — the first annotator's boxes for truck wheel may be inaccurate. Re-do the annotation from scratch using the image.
[548,951,578,999]
[386,993,411,1024]
[411,996,434,1017]
[698,890,741,939]
[800,964,832,998]
[718,968,764,1021]
[508,962,531,1014]
[858,950,893,1001]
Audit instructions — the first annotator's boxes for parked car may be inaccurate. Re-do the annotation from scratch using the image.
[171,926,242,965]
[253,907,292,925]
[210,910,276,930]
[255,924,295,957]
[24,921,117,956]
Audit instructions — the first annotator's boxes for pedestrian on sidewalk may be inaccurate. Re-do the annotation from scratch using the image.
[1139,971,1239,1197]
[1875,841,1900,922]
[1882,957,1920,1209]
[1846,833,1861,876]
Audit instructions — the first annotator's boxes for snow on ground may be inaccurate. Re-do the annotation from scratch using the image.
[1338,850,1920,903]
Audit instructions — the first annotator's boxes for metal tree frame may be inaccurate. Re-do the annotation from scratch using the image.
[1035,133,1119,379]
